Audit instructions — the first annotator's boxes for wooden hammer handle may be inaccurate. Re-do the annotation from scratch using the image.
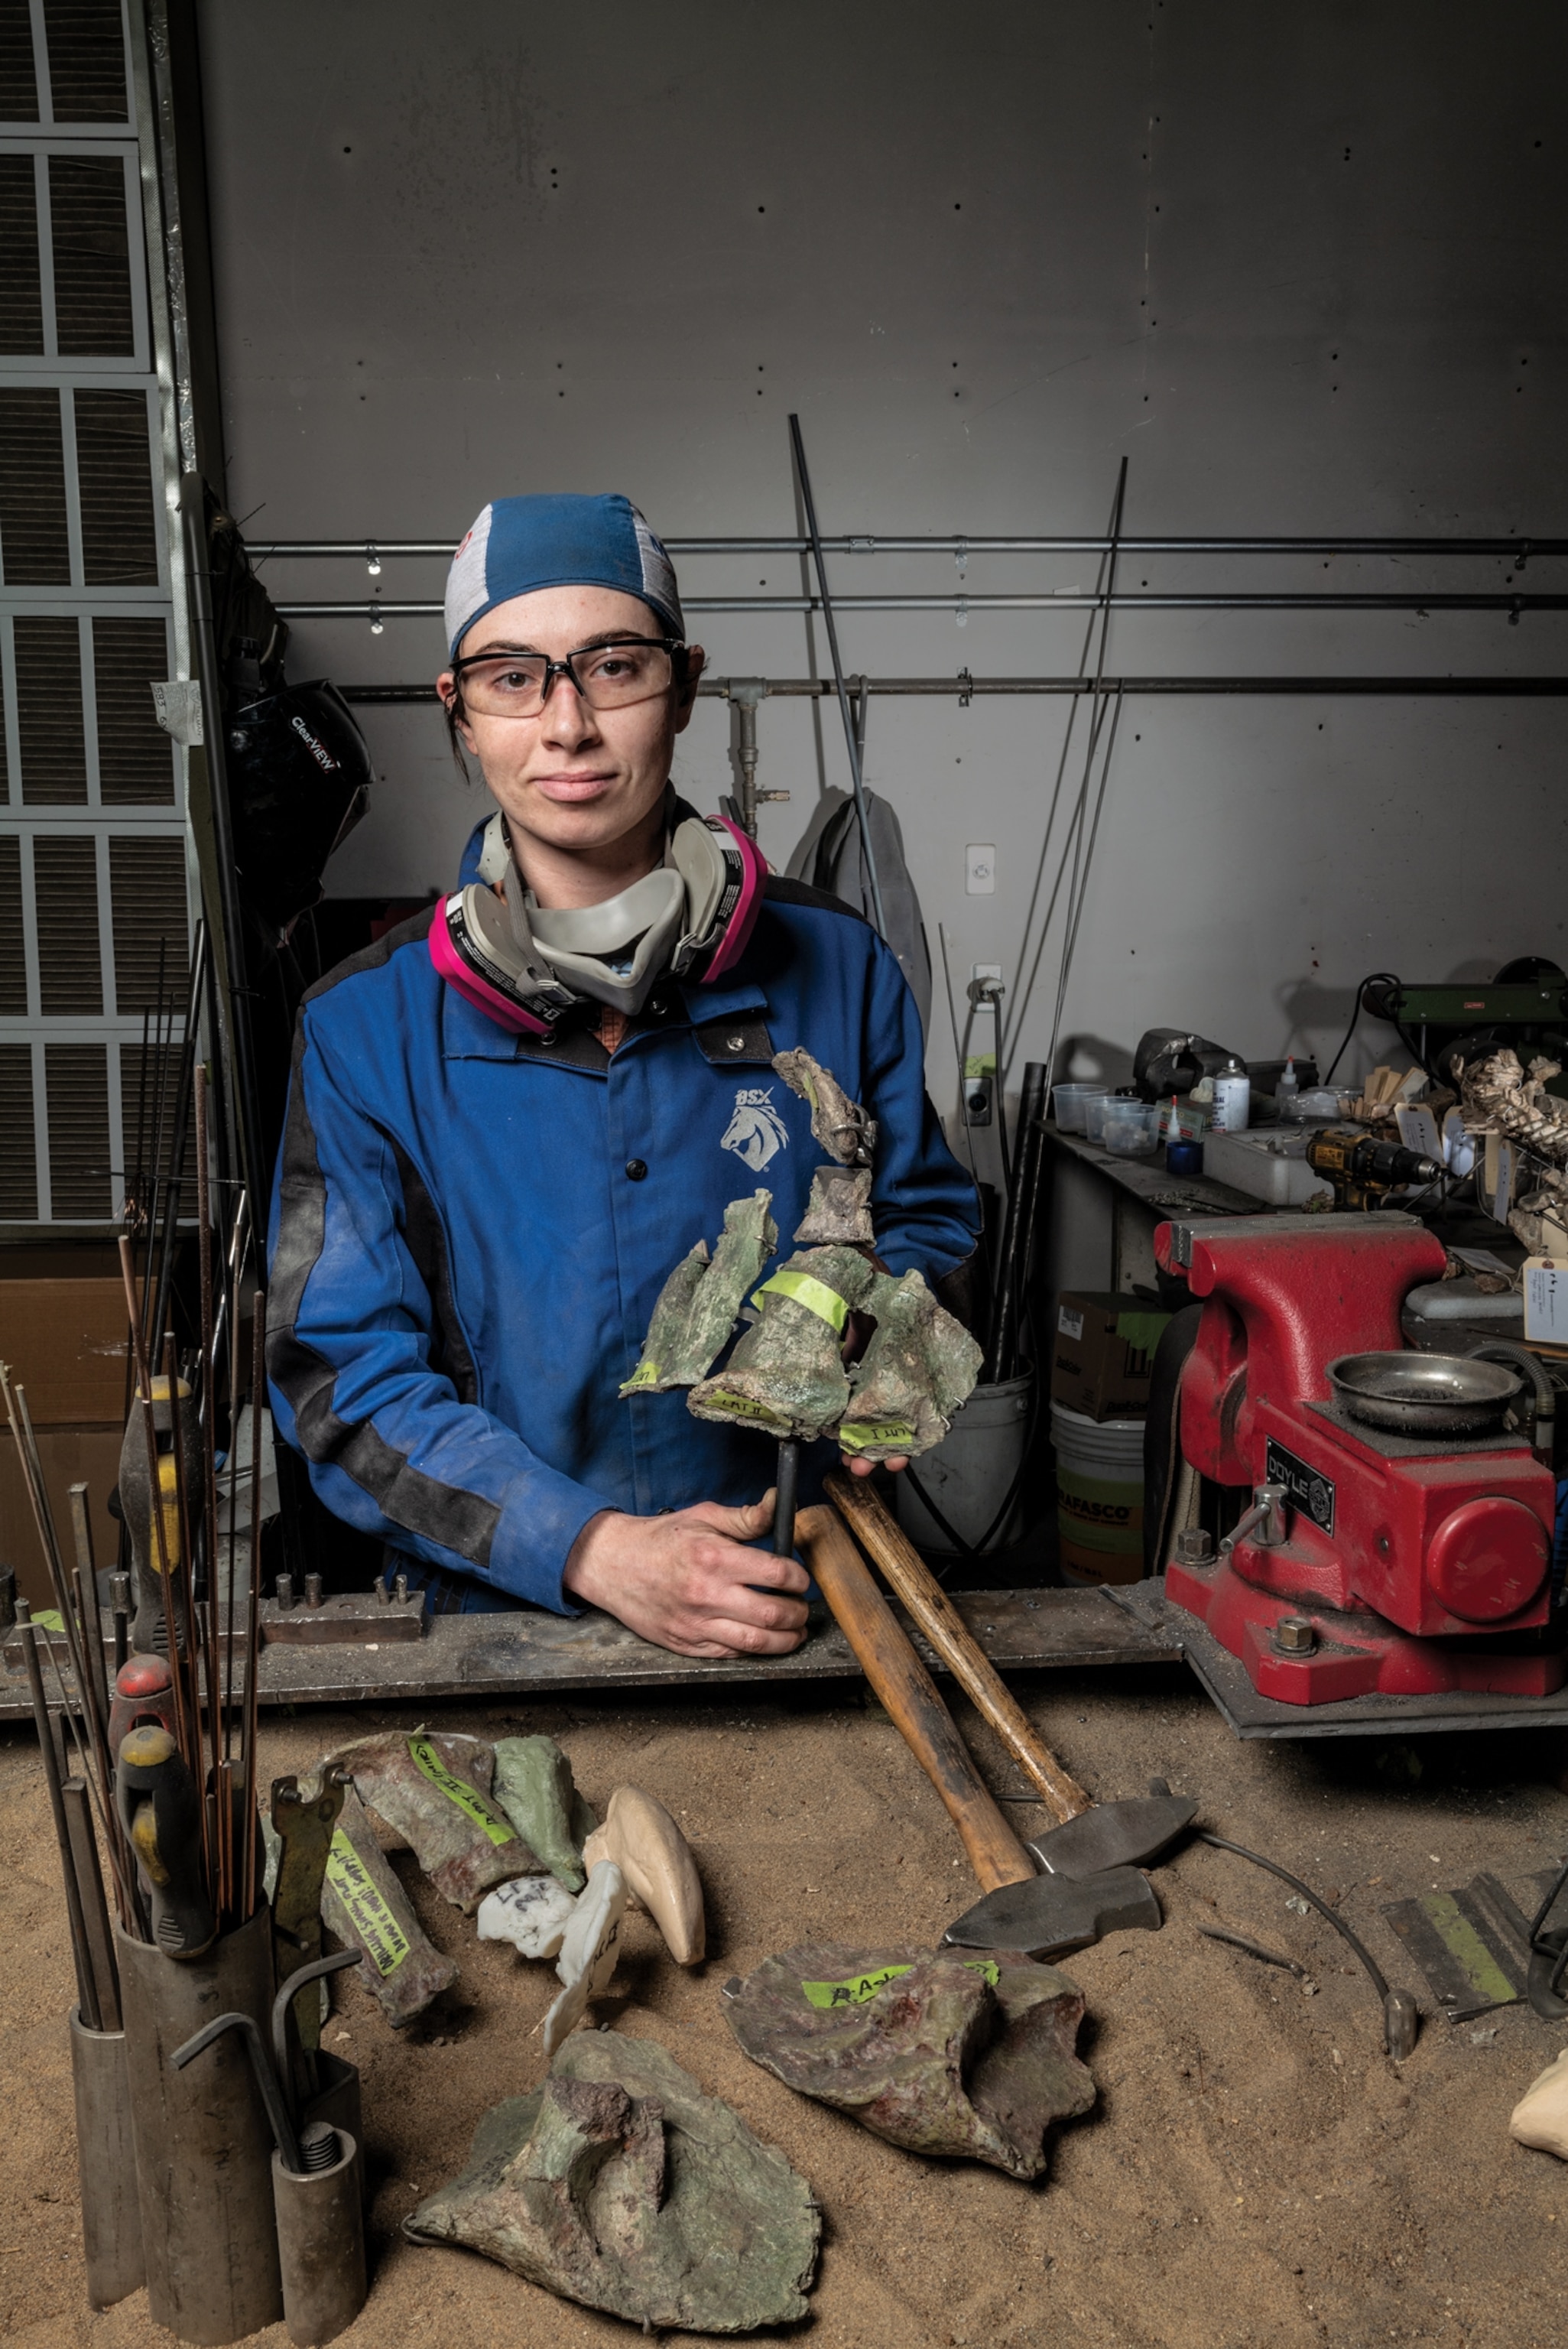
[797,1505,1034,1893]
[826,1470,1092,1826]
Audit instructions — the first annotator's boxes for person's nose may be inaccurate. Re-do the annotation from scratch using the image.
[538,668,601,752]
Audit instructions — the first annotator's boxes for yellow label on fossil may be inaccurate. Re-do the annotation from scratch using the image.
[324,1830,411,1976]
[407,1737,517,1847]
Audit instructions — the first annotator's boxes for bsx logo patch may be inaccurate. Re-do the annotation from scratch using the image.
[722,1087,789,1171]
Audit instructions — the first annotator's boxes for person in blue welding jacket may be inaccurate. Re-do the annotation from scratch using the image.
[267,493,981,1657]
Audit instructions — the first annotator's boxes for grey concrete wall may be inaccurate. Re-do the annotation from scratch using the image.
[200,0,1567,1123]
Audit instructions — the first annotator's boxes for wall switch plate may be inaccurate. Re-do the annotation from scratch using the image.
[966,843,996,895]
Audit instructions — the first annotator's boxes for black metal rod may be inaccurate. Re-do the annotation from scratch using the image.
[787,416,887,938]
[17,1603,99,2029]
[985,1067,1050,1381]
[341,674,1568,704]
[773,1439,800,1560]
[181,476,268,1207]
[150,919,209,1358]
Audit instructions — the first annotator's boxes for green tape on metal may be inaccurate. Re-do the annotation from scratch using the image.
[1419,1891,1518,2006]
[325,1829,411,1977]
[407,1737,517,1847]
[752,1269,851,1333]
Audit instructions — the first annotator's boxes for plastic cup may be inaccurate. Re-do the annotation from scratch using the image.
[1080,1091,1116,1143]
[1102,1098,1158,1157]
[1050,1083,1103,1133]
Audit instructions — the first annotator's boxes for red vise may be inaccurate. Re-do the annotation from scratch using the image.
[1154,1216,1561,1704]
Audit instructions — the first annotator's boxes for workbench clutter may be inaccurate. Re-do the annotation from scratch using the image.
[1049,1292,1175,1585]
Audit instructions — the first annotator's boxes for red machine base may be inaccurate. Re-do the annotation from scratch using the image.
[1167,1551,1567,1705]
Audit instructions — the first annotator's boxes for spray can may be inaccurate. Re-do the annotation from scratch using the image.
[1211,1061,1251,1133]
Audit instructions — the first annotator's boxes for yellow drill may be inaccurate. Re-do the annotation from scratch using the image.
[1305,1126,1443,1213]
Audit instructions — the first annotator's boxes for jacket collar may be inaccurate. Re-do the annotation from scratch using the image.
[440,970,771,1063]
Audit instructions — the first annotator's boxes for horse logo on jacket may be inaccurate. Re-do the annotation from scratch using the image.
[721,1087,790,1171]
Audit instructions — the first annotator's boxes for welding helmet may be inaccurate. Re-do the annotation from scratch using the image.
[225,679,372,937]
[429,801,765,1035]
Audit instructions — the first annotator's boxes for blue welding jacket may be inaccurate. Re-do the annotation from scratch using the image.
[267,812,981,1614]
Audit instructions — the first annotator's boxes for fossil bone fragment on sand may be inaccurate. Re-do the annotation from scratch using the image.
[583,1786,706,1965]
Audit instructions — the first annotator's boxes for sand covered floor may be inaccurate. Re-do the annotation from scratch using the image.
[3,1662,1566,2349]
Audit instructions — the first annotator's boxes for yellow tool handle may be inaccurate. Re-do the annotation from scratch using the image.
[797,1505,1034,1893]
[826,1469,1092,1825]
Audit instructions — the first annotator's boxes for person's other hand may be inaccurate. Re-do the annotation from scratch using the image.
[840,1454,908,1479]
[562,1493,809,1658]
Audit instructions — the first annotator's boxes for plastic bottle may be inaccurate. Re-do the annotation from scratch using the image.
[1277,1057,1299,1106]
[1211,1060,1251,1133]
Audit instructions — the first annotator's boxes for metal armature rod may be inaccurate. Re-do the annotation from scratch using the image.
[787,414,887,939]
[341,674,1568,704]
[248,534,1568,558]
[182,478,268,1207]
[275,590,1568,618]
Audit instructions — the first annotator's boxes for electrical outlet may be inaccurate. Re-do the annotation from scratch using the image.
[971,961,1002,986]
[963,1075,994,1126]
[966,843,996,895]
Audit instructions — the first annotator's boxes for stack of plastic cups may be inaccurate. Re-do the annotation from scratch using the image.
[1050,1083,1108,1132]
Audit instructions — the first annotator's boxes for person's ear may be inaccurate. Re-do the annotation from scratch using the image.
[437,671,479,757]
[672,644,705,736]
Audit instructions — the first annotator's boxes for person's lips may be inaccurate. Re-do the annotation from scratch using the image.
[531,769,618,803]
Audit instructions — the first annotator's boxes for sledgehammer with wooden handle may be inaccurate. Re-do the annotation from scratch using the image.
[796,1505,1034,1893]
[826,1470,1196,1879]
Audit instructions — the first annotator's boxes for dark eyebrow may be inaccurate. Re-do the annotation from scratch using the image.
[459,632,657,661]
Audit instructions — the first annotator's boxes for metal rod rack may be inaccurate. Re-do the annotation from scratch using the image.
[254,528,1568,620]
[341,674,1568,703]
[252,535,1568,559]
[285,593,1568,616]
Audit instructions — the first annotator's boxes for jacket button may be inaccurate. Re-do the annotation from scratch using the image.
[625,1158,648,1181]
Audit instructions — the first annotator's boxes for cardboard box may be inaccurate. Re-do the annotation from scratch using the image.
[1050,1291,1175,1423]
[0,1246,128,1426]
[0,1423,124,1613]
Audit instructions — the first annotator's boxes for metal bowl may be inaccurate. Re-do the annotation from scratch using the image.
[1326,1350,1524,1436]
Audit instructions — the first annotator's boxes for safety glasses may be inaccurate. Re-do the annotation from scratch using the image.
[450,635,684,719]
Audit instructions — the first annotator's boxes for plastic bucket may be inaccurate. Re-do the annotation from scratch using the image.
[895,1372,1033,1555]
[1050,1400,1145,1584]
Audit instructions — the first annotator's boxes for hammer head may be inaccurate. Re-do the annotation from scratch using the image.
[1025,1795,1198,1881]
[943,1865,1162,1961]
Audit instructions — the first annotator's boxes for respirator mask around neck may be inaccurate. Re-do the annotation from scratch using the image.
[428,799,766,1037]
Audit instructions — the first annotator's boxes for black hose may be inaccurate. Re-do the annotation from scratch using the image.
[1193,1829,1418,2058]
[1195,1831,1390,1996]
[1324,973,1401,1085]
[1470,1340,1557,1462]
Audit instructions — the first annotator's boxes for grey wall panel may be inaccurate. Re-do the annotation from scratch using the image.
[199,0,1568,1102]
